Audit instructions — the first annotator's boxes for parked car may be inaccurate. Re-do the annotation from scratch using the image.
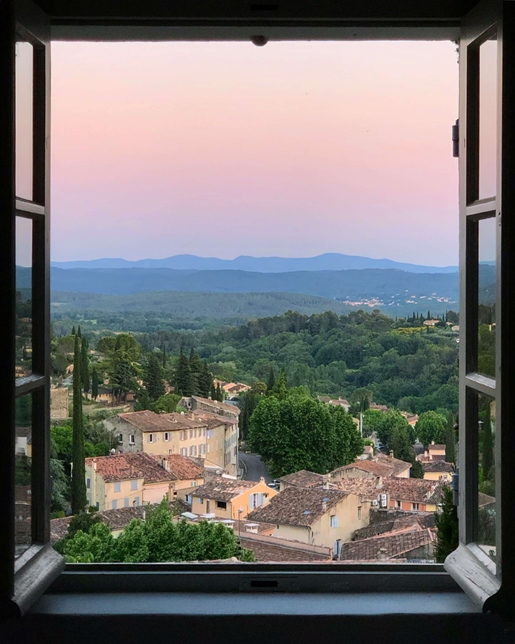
[268,479,279,489]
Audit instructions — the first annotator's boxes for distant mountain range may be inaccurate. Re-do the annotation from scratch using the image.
[51,252,459,274]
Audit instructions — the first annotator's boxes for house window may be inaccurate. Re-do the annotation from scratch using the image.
[197,498,203,505]
[86,478,90,489]
[164,432,169,441]
[192,481,197,487]
[129,434,135,445]
[180,430,185,441]
[118,434,123,444]
[131,480,137,491]
[124,498,129,507]
[395,500,401,509]
[216,501,227,510]
[186,495,192,504]
[114,482,121,493]
[357,506,362,521]
[412,503,419,511]
[181,448,187,456]
[330,516,338,528]
[112,500,118,510]
[134,497,140,506]
[148,433,154,443]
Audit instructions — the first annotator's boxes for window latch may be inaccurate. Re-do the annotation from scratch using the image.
[452,119,459,158]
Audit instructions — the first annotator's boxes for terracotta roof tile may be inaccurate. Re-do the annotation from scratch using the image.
[157,454,205,481]
[248,487,348,527]
[191,396,240,416]
[117,410,206,433]
[340,528,435,561]
[279,470,325,488]
[86,452,175,483]
[192,477,260,502]
[240,538,330,562]
[381,477,445,504]
[422,461,454,473]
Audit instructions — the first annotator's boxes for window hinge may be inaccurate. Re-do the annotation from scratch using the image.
[452,119,459,158]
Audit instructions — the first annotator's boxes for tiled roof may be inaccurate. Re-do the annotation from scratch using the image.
[191,396,241,416]
[335,477,381,499]
[248,487,348,527]
[192,477,260,502]
[279,470,326,488]
[158,454,204,481]
[375,453,412,477]
[353,513,434,541]
[381,477,442,504]
[86,452,175,483]
[479,492,496,508]
[190,410,237,427]
[240,538,330,562]
[117,410,206,432]
[428,444,446,451]
[422,460,454,473]
[340,528,435,561]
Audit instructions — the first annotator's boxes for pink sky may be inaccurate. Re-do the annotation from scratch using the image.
[51,41,459,265]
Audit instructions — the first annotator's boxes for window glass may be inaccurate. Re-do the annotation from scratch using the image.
[479,35,497,201]
[478,216,496,377]
[477,392,496,567]
[15,216,32,378]
[15,40,33,201]
[15,393,32,559]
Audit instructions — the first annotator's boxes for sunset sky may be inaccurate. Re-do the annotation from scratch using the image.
[50,41,461,266]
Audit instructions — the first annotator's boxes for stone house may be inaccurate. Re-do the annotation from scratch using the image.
[189,477,276,520]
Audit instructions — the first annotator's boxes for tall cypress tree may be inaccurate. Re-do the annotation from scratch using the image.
[209,381,216,400]
[81,335,90,394]
[189,348,202,395]
[198,361,213,398]
[91,367,99,400]
[266,366,276,394]
[176,347,193,396]
[71,334,87,514]
[144,353,165,400]
[215,383,223,401]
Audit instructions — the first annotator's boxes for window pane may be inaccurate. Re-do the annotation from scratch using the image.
[15,394,32,559]
[479,36,497,200]
[15,40,33,201]
[16,217,33,378]
[478,216,496,378]
[477,393,496,567]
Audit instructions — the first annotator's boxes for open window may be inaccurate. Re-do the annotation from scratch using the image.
[2,0,515,623]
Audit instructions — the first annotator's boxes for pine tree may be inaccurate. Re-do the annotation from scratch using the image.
[81,336,90,394]
[270,370,288,400]
[91,367,99,400]
[144,353,165,400]
[198,361,213,398]
[434,486,459,563]
[176,348,193,396]
[71,334,87,514]
[188,348,202,395]
[445,412,456,464]
[266,366,276,393]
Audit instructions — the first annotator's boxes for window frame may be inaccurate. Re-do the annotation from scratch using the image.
[4,0,515,622]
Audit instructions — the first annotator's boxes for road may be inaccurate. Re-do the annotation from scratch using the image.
[238,452,271,483]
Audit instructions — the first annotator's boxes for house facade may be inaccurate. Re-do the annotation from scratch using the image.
[85,452,175,511]
[248,486,370,549]
[189,477,276,520]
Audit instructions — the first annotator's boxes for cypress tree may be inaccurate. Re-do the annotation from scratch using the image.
[144,353,165,400]
[81,336,90,394]
[188,348,202,394]
[209,381,216,400]
[176,347,193,396]
[198,361,213,398]
[266,366,276,394]
[71,325,76,335]
[215,383,223,401]
[77,325,82,339]
[91,367,99,400]
[162,344,167,368]
[71,334,87,514]
[434,486,459,563]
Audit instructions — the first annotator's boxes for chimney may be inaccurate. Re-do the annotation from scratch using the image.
[322,501,327,513]
[389,450,394,460]
[378,548,387,561]
[260,477,265,485]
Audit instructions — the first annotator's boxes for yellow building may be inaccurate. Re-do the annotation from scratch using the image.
[422,460,454,482]
[85,452,175,511]
[248,486,370,549]
[189,477,277,520]
[155,453,205,497]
